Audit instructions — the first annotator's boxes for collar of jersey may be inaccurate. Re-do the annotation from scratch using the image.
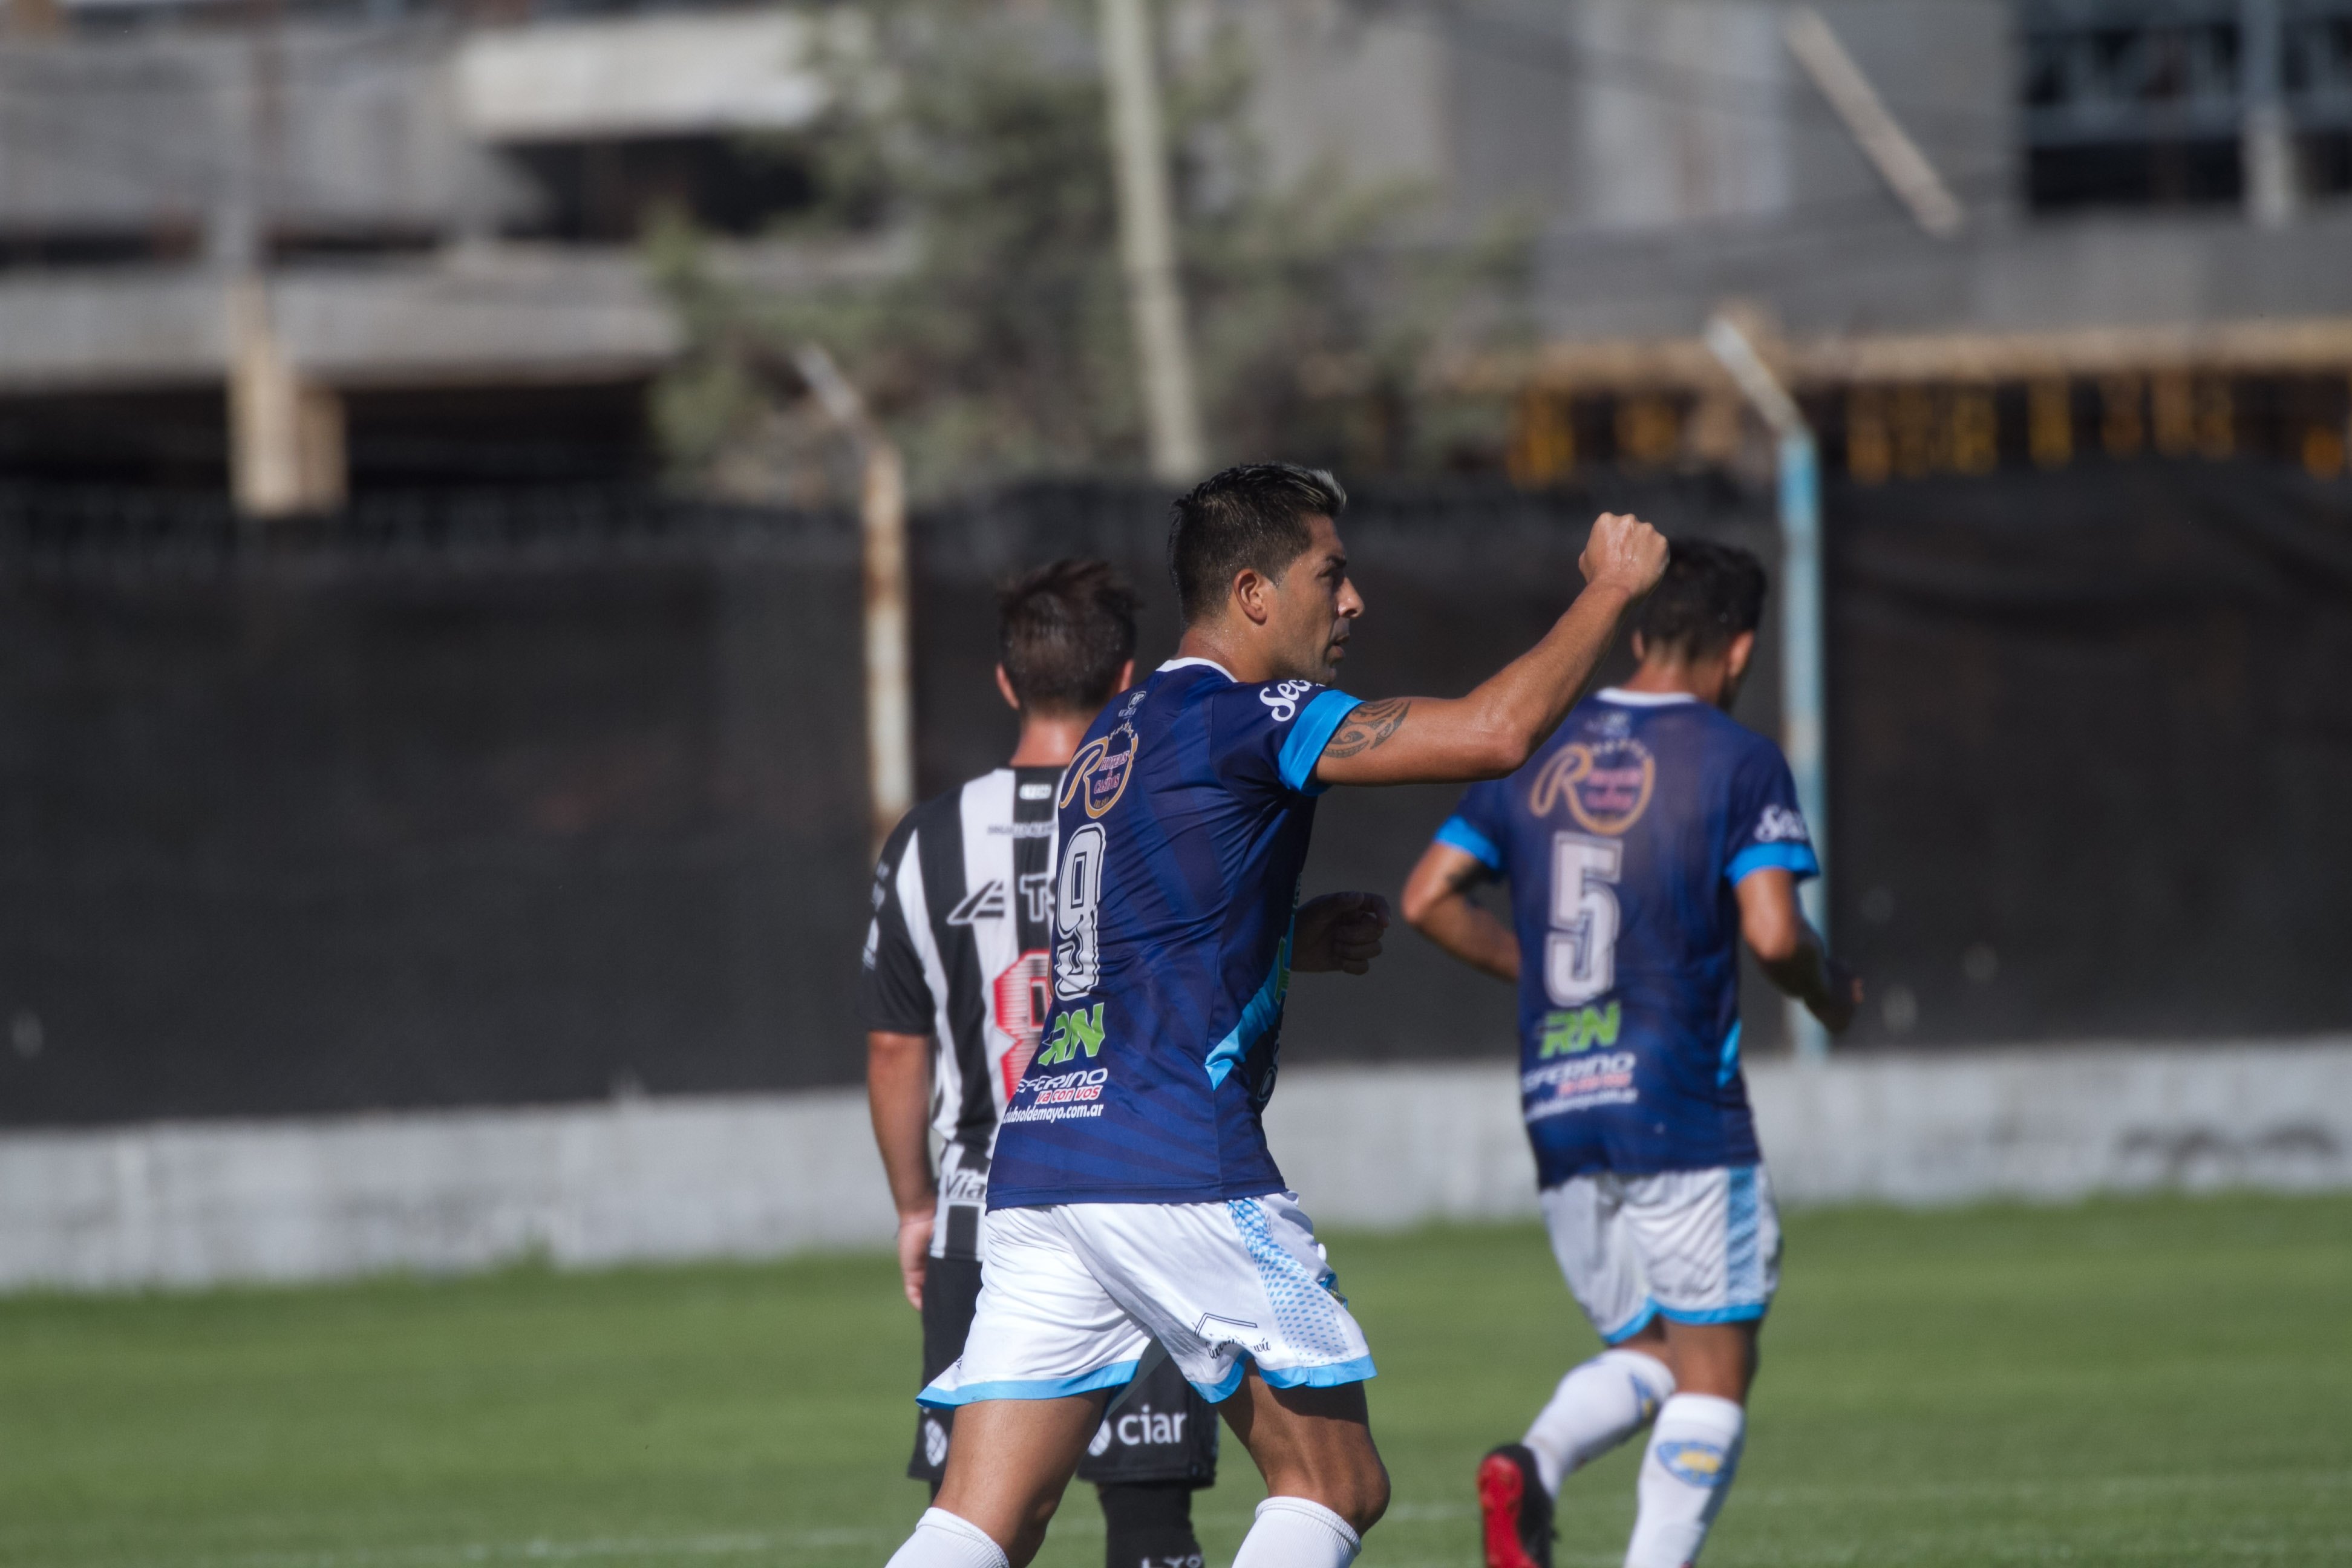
[1157,656,1237,681]
[1597,686,1699,707]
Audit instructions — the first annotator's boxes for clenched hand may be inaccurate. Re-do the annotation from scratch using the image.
[1293,891,1392,975]
[1578,511,1671,598]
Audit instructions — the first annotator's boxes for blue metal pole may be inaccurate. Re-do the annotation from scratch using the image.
[1777,431,1830,1062]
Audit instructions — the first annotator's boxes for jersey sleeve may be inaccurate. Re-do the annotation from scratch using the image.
[856,817,936,1034]
[1724,742,1821,884]
[1212,679,1362,797]
[1432,778,1511,875]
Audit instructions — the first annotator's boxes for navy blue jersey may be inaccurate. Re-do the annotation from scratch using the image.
[1434,690,1817,1184]
[987,659,1363,1208]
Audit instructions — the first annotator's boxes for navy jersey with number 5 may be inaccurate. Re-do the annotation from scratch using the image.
[985,658,1363,1209]
[1434,688,1817,1186]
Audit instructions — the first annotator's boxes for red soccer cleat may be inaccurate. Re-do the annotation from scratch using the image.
[1477,1443,1553,1568]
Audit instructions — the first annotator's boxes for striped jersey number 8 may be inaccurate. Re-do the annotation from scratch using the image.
[1546,831,1622,1007]
[1055,823,1108,999]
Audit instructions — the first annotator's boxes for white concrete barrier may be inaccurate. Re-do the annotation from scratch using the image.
[3,1038,2346,1290]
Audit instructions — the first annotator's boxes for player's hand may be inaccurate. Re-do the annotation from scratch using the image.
[895,1209,932,1311]
[1577,512,1669,598]
[1811,957,1862,1033]
[1293,891,1391,975]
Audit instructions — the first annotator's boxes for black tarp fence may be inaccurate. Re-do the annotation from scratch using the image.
[0,463,2345,1128]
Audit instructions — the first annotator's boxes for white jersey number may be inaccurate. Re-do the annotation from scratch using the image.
[1545,831,1623,1008]
[1054,823,1108,999]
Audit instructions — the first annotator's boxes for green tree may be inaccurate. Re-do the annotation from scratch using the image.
[651,0,1527,499]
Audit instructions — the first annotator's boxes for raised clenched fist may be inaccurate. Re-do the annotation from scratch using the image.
[1577,511,1670,597]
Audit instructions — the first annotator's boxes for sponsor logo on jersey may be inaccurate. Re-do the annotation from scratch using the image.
[1529,737,1656,836]
[922,1416,950,1468]
[1258,679,1315,722]
[1194,1312,1272,1356]
[1521,1050,1639,1118]
[1090,1405,1191,1454]
[1062,723,1141,818]
[1656,1439,1731,1487]
[1034,1004,1107,1066]
[1538,1001,1622,1056]
[1753,803,1811,844]
[1018,782,1054,801]
[946,880,1008,924]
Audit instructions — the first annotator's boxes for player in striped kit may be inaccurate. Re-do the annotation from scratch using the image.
[861,560,1217,1568]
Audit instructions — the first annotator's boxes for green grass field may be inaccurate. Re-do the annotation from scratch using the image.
[2,1192,2347,1568]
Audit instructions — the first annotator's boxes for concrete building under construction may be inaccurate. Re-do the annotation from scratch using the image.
[0,0,2349,505]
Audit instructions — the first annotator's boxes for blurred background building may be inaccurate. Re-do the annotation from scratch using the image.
[4,0,2350,500]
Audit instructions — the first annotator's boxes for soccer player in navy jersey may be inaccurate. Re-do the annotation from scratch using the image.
[1400,540,1861,1568]
[880,463,1667,1568]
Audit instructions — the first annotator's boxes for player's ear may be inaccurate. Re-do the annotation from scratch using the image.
[1630,630,1648,664]
[1114,659,1135,693]
[995,663,1022,712]
[1232,567,1273,627]
[1725,630,1757,679]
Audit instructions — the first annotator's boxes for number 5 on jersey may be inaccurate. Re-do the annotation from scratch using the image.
[1056,823,1108,999]
[1546,831,1622,1007]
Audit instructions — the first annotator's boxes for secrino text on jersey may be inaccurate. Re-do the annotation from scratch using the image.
[984,657,1365,1210]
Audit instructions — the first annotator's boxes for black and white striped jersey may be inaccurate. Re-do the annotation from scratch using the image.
[858,765,1062,1258]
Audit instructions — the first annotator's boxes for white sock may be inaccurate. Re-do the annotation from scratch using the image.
[1624,1394,1745,1568]
[884,1508,1010,1568]
[1230,1496,1361,1568]
[1523,1348,1676,1494]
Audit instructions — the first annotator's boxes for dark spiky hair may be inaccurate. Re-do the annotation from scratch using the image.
[997,558,1140,716]
[1166,463,1347,624]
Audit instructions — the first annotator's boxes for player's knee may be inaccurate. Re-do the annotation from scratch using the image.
[999,1500,1059,1566]
[1333,1454,1391,1535]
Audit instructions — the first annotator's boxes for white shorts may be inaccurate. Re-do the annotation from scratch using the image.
[918,1193,1375,1408]
[1540,1165,1782,1344]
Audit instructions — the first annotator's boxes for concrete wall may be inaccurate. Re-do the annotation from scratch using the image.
[4,1039,2346,1291]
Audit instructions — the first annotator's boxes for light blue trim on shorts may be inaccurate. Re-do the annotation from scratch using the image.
[916,1359,1142,1410]
[1728,841,1820,884]
[1188,1359,1250,1404]
[1259,1354,1377,1390]
[1184,1352,1377,1404]
[1656,1303,1769,1326]
[1434,815,1504,871]
[1599,1299,1661,1344]
[1278,690,1362,795]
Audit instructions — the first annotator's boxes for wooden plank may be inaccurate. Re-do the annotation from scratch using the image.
[1449,318,2352,396]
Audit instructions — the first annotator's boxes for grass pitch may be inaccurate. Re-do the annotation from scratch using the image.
[2,1192,2347,1568]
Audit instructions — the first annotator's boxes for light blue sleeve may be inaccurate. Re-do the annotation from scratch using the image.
[1276,688,1362,795]
[1723,740,1820,883]
[1434,815,1504,872]
[1728,841,1820,883]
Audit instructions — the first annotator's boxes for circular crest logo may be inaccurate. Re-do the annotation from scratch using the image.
[1527,738,1655,835]
[1059,722,1141,818]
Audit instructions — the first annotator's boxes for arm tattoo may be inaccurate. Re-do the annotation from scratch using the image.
[1322,697,1411,760]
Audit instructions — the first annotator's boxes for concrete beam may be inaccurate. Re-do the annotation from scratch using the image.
[0,249,678,394]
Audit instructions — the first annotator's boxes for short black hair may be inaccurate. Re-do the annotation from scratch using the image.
[998,558,1140,716]
[1167,463,1347,624]
[1634,538,1768,661]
